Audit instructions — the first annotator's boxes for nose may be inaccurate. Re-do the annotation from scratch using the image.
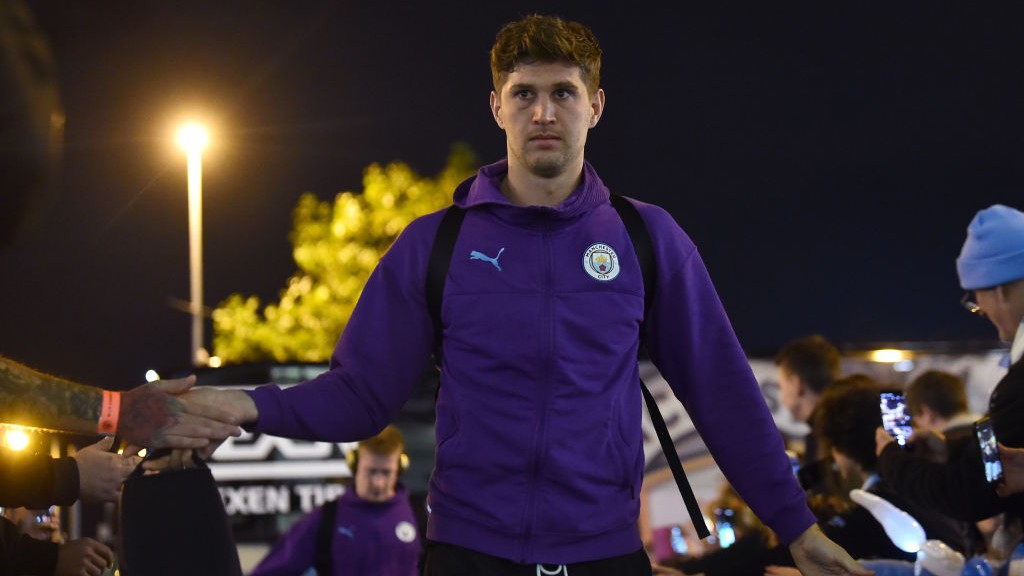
[532,96,555,124]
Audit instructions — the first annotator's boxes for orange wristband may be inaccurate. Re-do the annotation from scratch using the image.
[98,390,121,434]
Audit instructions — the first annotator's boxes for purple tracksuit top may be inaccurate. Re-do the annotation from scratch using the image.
[249,484,420,576]
[246,158,816,564]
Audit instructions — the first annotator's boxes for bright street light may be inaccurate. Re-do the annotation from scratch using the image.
[177,122,209,366]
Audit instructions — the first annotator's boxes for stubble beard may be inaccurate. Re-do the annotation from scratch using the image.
[522,144,575,179]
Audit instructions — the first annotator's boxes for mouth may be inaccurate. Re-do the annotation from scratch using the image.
[528,134,561,149]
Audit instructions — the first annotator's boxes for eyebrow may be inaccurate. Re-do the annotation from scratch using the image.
[506,80,579,93]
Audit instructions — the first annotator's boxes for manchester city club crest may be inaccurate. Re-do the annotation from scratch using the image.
[395,520,417,543]
[582,243,620,281]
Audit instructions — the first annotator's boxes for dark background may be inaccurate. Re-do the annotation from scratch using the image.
[4,1,1022,390]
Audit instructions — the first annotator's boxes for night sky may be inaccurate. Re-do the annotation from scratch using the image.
[3,1,1022,390]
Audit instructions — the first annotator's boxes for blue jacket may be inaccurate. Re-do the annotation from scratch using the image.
[249,484,420,576]
[247,158,815,564]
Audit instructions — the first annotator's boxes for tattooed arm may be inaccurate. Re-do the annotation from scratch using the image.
[0,355,242,448]
[0,355,103,434]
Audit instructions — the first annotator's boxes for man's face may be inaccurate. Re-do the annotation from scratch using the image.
[353,451,401,503]
[776,366,804,421]
[973,287,1024,342]
[490,61,603,180]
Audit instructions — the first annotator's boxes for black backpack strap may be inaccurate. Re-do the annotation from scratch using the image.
[426,204,466,365]
[609,194,655,327]
[315,498,338,575]
[610,193,711,540]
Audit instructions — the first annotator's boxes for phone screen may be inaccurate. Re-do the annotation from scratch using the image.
[975,417,1004,484]
[669,525,688,555]
[880,391,912,447]
[714,507,736,549]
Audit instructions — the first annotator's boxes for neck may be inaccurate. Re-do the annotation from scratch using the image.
[1012,317,1024,365]
[799,394,821,423]
[501,161,583,207]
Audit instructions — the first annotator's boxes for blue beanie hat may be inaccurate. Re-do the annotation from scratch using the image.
[956,204,1024,290]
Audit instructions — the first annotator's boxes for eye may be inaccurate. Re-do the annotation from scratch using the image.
[554,87,575,100]
[512,89,533,100]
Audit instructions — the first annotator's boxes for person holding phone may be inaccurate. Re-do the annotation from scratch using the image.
[874,204,1024,530]
[996,444,1024,498]
[902,370,983,465]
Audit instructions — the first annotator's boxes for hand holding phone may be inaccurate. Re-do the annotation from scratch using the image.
[975,416,1004,484]
[880,391,913,447]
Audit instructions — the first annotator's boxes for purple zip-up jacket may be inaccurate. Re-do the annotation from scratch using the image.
[249,484,420,576]
[247,158,815,564]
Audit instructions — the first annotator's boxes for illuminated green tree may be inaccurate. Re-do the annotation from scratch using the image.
[211,144,477,363]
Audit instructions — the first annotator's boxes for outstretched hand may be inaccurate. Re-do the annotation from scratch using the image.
[72,437,140,503]
[874,426,895,456]
[996,443,1024,498]
[117,375,244,449]
[788,524,874,576]
[55,537,114,576]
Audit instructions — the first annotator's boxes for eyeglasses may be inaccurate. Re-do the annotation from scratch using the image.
[960,292,981,314]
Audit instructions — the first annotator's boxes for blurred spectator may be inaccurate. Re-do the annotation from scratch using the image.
[905,370,981,462]
[1,437,132,576]
[1,506,61,544]
[1,505,114,575]
[774,334,841,466]
[903,370,989,556]
[812,376,973,560]
[876,204,1024,528]
[249,425,420,576]
[662,482,794,575]
[773,334,857,505]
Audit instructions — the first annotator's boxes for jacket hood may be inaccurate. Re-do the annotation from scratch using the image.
[453,158,610,226]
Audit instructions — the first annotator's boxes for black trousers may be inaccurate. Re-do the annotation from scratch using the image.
[421,540,653,576]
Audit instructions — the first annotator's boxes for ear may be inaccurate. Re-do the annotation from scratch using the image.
[588,88,606,128]
[490,91,504,129]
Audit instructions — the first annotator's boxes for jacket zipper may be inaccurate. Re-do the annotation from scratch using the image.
[521,216,556,562]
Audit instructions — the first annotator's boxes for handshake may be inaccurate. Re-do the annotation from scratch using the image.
[113,375,259,469]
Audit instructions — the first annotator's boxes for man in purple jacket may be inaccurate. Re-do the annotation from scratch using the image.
[249,425,420,576]
[177,13,869,576]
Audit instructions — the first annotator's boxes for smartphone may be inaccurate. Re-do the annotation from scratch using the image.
[669,525,688,555]
[880,391,913,447]
[713,507,736,549]
[33,505,55,525]
[975,416,1004,484]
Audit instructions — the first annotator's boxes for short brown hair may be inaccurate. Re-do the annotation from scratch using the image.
[905,370,968,419]
[358,424,405,457]
[814,375,884,471]
[774,334,841,395]
[490,14,602,94]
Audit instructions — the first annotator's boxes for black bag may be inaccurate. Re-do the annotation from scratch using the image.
[118,449,243,576]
